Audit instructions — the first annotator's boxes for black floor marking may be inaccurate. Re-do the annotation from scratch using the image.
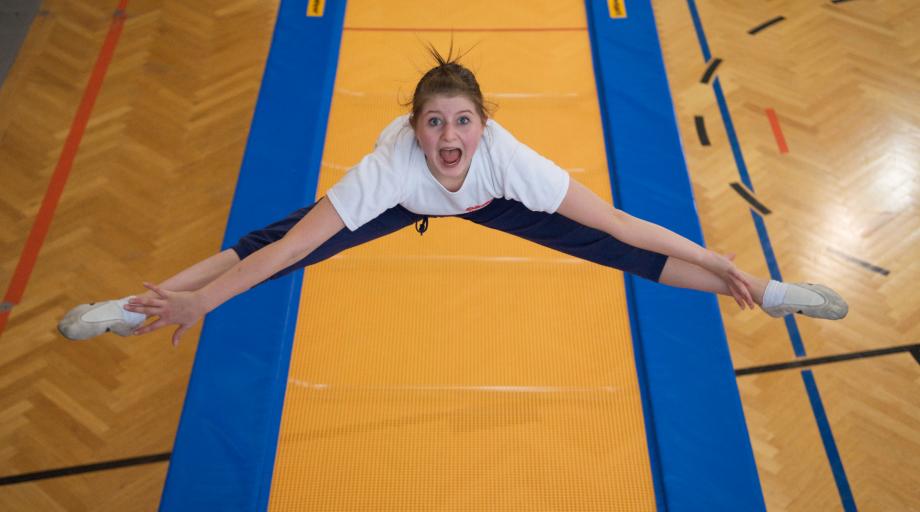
[694,115,710,146]
[827,247,890,276]
[700,57,722,84]
[729,182,771,215]
[736,343,920,376]
[831,0,854,4]
[748,16,786,35]
[0,452,171,486]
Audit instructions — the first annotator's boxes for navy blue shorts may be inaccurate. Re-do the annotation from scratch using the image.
[231,198,669,282]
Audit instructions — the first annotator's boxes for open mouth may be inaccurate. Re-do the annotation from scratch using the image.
[439,147,462,167]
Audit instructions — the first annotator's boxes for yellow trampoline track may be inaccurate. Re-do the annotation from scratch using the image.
[268,1,655,510]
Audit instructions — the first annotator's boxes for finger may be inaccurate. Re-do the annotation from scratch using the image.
[125,304,163,316]
[143,282,168,299]
[734,291,746,310]
[125,299,164,312]
[725,269,753,308]
[134,318,168,336]
[730,268,750,287]
[733,276,755,308]
[744,287,756,309]
[725,253,736,262]
[736,281,755,309]
[128,297,165,307]
[725,281,744,309]
[172,325,189,347]
[728,282,747,310]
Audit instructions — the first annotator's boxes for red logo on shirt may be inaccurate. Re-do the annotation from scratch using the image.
[465,199,493,212]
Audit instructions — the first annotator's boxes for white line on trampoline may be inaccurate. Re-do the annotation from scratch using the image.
[489,91,581,99]
[334,87,582,99]
[323,161,587,174]
[329,254,585,264]
[289,380,618,394]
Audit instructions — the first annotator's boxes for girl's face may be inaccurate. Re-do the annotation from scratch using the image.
[414,95,485,191]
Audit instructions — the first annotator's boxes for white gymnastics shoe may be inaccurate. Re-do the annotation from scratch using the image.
[761,283,848,320]
[58,297,146,340]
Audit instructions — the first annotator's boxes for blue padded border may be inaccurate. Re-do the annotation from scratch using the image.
[159,1,346,510]
[584,1,765,510]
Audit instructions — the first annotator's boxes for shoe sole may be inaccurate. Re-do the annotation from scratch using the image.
[762,283,848,320]
[58,302,139,340]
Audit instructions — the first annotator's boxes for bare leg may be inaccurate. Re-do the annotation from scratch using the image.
[658,257,768,306]
[136,249,240,299]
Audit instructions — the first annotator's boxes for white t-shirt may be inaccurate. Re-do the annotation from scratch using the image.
[326,115,570,231]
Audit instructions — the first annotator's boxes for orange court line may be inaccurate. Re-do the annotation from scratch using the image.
[0,1,128,338]
[765,107,789,154]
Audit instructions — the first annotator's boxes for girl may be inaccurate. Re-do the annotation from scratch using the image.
[59,46,847,346]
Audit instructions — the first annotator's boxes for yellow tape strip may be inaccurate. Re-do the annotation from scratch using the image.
[608,0,627,18]
[306,0,325,17]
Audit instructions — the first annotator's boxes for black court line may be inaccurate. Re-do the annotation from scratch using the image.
[729,182,771,215]
[694,115,710,146]
[0,452,171,486]
[828,247,890,276]
[700,57,722,84]
[748,16,786,35]
[736,343,920,376]
[831,0,854,4]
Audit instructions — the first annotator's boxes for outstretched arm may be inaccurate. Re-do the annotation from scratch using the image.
[555,178,755,308]
[128,197,346,345]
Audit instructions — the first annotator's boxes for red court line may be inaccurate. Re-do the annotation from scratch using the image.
[0,1,128,338]
[344,26,586,32]
[765,107,789,154]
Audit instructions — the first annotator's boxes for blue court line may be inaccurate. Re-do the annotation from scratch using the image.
[751,211,806,357]
[802,370,858,511]
[685,0,856,507]
[750,211,783,282]
[714,80,754,191]
[586,1,764,509]
[685,0,711,61]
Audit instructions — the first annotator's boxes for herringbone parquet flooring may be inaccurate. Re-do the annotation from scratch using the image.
[0,0,278,509]
[654,1,920,510]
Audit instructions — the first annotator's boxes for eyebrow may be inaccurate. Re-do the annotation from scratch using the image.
[424,109,474,116]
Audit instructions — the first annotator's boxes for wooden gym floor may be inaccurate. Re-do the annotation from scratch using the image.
[0,1,917,510]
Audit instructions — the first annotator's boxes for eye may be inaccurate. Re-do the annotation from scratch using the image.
[458,115,470,125]
[427,117,442,127]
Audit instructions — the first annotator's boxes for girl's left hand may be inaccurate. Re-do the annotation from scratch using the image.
[704,251,756,310]
[126,283,207,346]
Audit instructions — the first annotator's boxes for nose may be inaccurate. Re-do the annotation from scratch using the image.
[442,123,456,141]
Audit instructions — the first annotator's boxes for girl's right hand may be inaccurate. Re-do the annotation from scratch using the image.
[125,283,207,346]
